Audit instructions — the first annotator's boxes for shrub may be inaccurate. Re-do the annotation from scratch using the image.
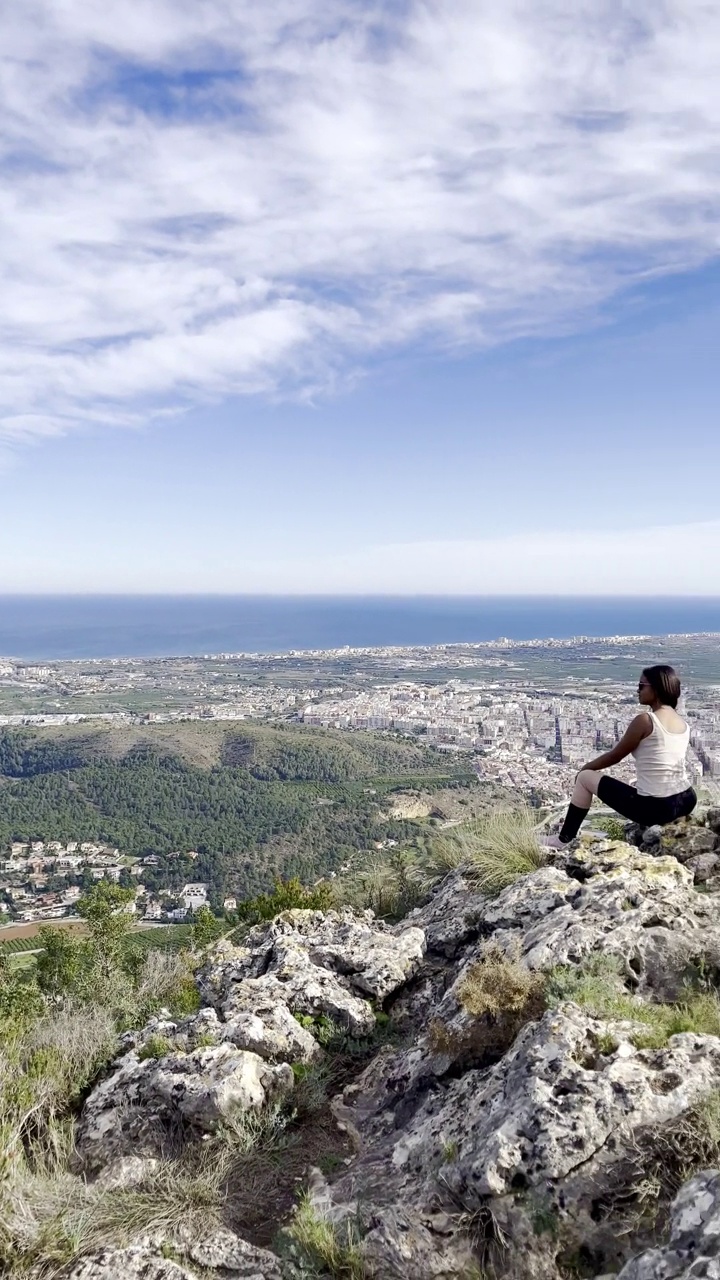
[138,1034,173,1062]
[596,817,627,842]
[135,950,200,1021]
[457,945,545,1019]
[428,945,546,1064]
[190,905,225,951]
[0,1002,117,1191]
[334,849,425,920]
[237,877,335,925]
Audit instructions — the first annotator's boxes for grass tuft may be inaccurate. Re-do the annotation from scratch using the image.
[428,945,546,1064]
[285,1192,366,1279]
[447,809,546,895]
[546,953,720,1050]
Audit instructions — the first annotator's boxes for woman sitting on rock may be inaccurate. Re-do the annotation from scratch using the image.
[544,664,697,848]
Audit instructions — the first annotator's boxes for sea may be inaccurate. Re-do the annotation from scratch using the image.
[1,595,720,661]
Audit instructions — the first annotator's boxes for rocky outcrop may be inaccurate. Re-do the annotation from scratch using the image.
[615,1170,720,1278]
[76,907,424,1173]
[69,834,720,1279]
[199,907,426,1035]
[319,836,720,1278]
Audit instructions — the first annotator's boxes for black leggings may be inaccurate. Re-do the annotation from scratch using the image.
[558,779,697,842]
[596,777,697,827]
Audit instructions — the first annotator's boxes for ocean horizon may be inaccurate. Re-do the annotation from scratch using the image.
[1,595,720,661]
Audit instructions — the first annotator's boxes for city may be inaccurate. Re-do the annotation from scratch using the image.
[2,634,719,926]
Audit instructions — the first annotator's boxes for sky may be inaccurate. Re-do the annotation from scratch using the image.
[1,0,719,594]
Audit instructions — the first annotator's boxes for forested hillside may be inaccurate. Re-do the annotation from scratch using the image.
[0,723,477,898]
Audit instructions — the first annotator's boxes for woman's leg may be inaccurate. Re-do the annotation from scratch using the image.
[556,769,602,843]
[541,770,603,846]
[596,776,657,825]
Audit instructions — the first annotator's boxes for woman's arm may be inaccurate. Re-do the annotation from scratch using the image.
[579,713,652,773]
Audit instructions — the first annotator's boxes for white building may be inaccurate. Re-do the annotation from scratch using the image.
[181,882,209,910]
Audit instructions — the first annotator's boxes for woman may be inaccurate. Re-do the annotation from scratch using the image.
[544,664,697,848]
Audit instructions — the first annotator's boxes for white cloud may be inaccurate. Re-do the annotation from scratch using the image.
[211,518,720,595]
[5,517,719,594]
[2,0,720,441]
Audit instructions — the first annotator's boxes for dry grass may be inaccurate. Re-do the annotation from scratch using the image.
[585,1089,720,1249]
[0,1104,294,1277]
[457,945,545,1019]
[428,945,546,1065]
[443,809,546,895]
[334,849,426,920]
[0,1002,118,1184]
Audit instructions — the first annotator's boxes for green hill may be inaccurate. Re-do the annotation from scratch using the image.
[0,722,477,899]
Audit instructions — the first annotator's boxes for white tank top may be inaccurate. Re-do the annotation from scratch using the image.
[632,710,690,797]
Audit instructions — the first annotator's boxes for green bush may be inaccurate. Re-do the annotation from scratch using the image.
[237,877,335,925]
[138,1035,173,1062]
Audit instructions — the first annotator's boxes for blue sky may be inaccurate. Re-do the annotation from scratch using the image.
[1,0,719,593]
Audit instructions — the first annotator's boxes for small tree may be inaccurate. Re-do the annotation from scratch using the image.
[190,904,223,951]
[77,882,135,979]
[36,926,83,997]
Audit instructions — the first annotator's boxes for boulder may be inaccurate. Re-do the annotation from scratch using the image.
[616,1169,720,1278]
[76,1044,293,1173]
[221,1001,322,1064]
[393,840,720,1007]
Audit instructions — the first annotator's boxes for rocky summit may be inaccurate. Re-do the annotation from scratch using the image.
[48,813,720,1277]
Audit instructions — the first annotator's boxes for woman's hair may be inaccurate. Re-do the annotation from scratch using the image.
[642,664,681,708]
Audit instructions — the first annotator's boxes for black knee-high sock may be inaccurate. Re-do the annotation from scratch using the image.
[559,803,590,844]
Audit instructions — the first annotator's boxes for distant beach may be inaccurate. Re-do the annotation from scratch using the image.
[1,595,720,661]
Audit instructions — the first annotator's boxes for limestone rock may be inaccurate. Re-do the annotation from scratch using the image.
[222,947,376,1037]
[661,824,718,861]
[76,1044,293,1172]
[708,808,720,835]
[616,1169,720,1278]
[92,1155,159,1191]
[65,1246,195,1280]
[686,851,720,883]
[200,907,425,1042]
[180,1227,283,1276]
[329,1007,720,1278]
[311,840,720,1278]
[221,1001,322,1064]
[468,844,720,1003]
[63,1234,282,1279]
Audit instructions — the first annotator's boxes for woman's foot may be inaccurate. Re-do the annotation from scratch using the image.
[538,834,567,850]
